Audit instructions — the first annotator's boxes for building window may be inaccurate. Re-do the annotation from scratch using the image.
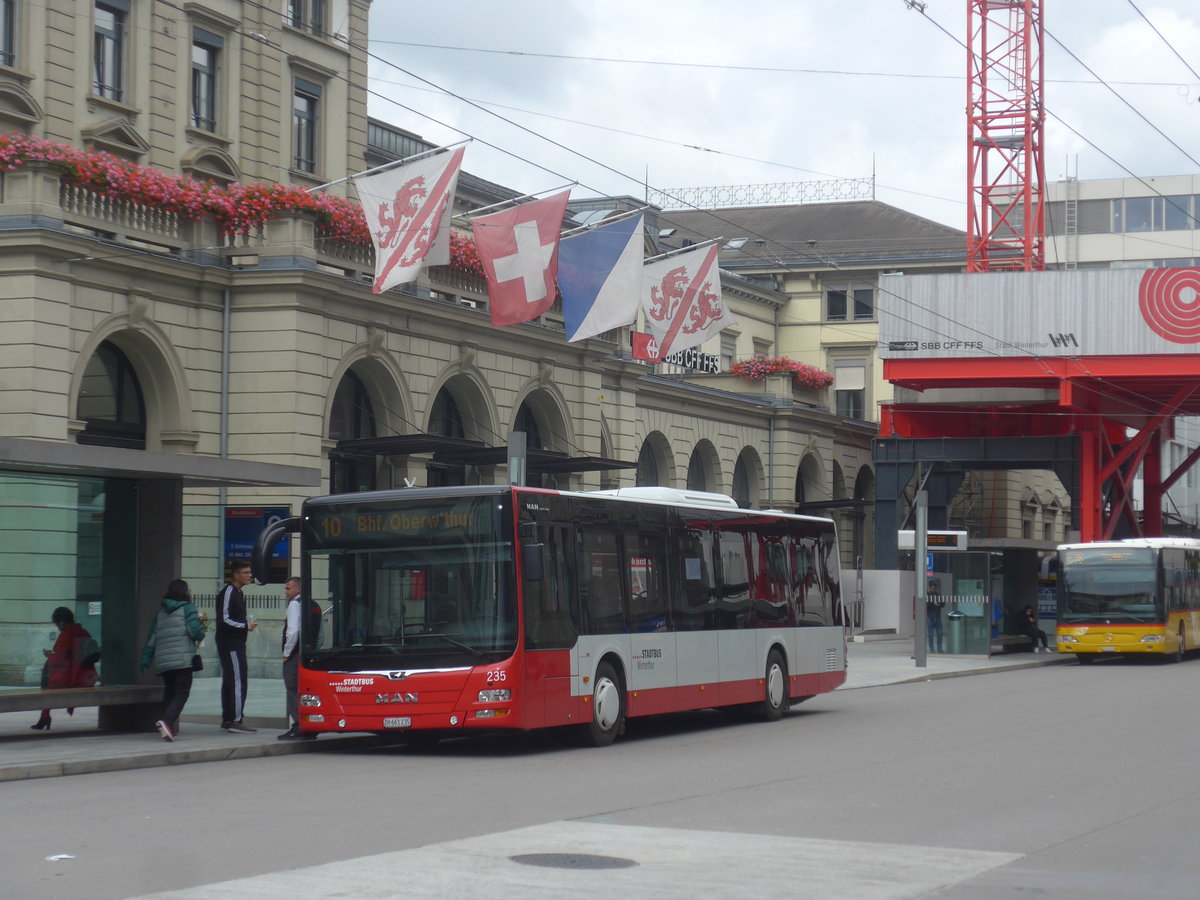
[826,284,874,321]
[191,28,222,132]
[636,441,660,487]
[287,0,327,36]
[1111,196,1196,233]
[328,371,377,494]
[0,0,15,68]
[834,360,866,420]
[720,333,737,371]
[732,455,751,507]
[293,77,321,173]
[686,448,707,492]
[428,388,465,487]
[76,340,145,449]
[93,1,126,102]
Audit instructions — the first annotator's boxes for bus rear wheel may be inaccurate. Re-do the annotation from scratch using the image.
[586,661,624,747]
[762,649,788,722]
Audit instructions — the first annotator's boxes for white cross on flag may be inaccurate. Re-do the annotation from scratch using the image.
[641,243,735,358]
[356,146,465,294]
[472,191,571,327]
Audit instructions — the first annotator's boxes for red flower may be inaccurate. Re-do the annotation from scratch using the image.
[729,355,834,390]
[0,132,484,275]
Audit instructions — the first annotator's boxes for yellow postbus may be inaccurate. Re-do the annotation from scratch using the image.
[1056,538,1200,663]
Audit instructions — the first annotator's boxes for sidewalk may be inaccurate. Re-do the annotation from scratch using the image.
[0,639,1070,783]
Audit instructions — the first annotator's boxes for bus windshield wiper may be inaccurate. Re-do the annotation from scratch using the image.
[350,642,403,654]
[408,633,487,658]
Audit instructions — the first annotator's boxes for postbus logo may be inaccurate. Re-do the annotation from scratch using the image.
[1139,268,1200,343]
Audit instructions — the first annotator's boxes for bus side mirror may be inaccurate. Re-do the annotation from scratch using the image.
[522,543,545,582]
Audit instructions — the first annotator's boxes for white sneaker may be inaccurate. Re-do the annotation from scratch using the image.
[156,720,175,742]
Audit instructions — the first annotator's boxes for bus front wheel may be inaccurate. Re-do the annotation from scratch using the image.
[762,649,788,722]
[587,661,625,747]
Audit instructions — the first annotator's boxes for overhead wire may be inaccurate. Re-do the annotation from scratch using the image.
[159,0,1197,427]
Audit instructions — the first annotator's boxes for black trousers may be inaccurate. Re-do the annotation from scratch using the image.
[160,667,194,730]
[283,654,299,727]
[216,636,249,723]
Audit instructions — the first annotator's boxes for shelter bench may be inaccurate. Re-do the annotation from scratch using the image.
[990,634,1035,654]
[0,685,163,730]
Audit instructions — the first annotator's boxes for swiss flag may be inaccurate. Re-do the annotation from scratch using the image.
[472,191,571,327]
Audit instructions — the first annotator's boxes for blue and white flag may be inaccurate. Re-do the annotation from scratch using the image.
[558,214,645,342]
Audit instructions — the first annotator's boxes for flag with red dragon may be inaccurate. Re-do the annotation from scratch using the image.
[355,146,466,294]
[641,243,736,358]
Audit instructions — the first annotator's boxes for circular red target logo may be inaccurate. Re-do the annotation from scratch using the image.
[1139,268,1200,343]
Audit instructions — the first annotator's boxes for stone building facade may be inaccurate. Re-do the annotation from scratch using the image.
[0,1,873,694]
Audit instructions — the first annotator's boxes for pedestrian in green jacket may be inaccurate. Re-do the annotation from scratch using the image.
[140,579,206,742]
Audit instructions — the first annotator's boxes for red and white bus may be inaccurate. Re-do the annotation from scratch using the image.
[265,484,846,746]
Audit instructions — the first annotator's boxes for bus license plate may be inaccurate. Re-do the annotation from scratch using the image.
[383,717,412,728]
[1100,647,1115,652]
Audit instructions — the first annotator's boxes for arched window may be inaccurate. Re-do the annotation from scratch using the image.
[686,448,707,492]
[76,341,146,449]
[429,388,465,439]
[636,441,659,487]
[428,388,466,486]
[732,456,751,507]
[513,401,543,449]
[329,371,376,442]
[513,401,545,488]
[329,370,377,493]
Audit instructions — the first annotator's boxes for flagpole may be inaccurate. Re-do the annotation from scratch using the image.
[560,206,649,239]
[304,139,472,194]
[458,183,576,220]
[643,236,724,264]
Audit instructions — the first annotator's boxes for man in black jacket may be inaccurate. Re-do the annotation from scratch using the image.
[216,559,258,733]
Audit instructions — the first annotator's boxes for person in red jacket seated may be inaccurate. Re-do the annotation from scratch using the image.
[30,606,99,730]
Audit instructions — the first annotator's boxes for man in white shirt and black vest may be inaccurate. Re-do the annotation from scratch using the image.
[278,575,315,740]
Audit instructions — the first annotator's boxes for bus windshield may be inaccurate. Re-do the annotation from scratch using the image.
[303,491,517,670]
[1058,547,1162,624]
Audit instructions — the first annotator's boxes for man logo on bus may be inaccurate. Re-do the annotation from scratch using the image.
[376,692,419,704]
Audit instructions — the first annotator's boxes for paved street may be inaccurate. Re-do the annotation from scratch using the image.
[2,645,1194,899]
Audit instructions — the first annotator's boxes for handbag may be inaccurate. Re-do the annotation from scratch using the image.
[191,651,203,671]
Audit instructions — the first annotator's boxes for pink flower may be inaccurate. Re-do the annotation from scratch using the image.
[729,355,834,389]
[0,132,485,275]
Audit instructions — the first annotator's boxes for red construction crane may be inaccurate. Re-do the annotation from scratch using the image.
[966,0,1045,272]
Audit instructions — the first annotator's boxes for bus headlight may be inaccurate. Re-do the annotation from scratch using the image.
[1057,636,1077,644]
[300,694,322,706]
[477,688,511,703]
[1139,635,1165,643]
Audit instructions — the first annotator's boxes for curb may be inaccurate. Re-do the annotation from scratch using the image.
[0,733,397,784]
[843,654,1074,689]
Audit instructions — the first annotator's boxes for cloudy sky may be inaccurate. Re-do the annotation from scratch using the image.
[365,1,1200,230]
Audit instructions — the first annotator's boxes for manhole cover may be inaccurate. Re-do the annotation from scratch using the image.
[510,853,638,870]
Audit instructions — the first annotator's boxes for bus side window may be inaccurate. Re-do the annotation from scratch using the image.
[627,530,669,633]
[524,525,577,650]
[578,525,625,635]
[673,527,713,631]
[713,527,752,628]
[752,536,790,625]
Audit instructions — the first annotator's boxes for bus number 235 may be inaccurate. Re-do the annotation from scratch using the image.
[486,669,507,683]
